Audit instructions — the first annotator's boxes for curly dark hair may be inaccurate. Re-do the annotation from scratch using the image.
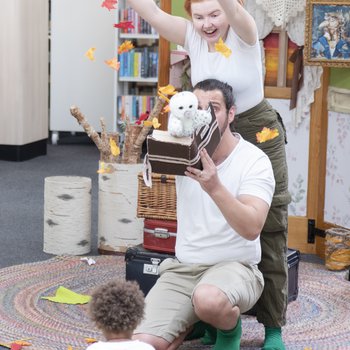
[89,280,145,333]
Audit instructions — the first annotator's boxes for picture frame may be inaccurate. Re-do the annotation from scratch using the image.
[304,0,350,67]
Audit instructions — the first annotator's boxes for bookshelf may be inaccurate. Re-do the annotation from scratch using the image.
[116,0,161,129]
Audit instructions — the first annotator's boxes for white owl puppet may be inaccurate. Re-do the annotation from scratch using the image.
[167,91,212,137]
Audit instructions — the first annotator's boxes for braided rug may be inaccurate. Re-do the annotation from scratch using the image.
[0,255,349,350]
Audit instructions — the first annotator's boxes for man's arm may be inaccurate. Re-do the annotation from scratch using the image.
[217,0,258,45]
[126,0,187,46]
[185,149,273,241]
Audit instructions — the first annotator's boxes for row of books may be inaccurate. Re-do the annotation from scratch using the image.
[119,7,158,35]
[117,95,157,123]
[119,47,158,78]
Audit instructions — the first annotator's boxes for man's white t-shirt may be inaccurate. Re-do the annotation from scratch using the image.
[184,22,264,114]
[175,135,275,265]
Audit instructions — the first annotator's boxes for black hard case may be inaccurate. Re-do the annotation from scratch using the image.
[125,245,300,302]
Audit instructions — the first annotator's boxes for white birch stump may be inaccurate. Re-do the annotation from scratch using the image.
[43,176,92,255]
[98,162,143,254]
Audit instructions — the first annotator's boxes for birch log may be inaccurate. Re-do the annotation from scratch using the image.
[325,227,350,271]
[43,176,91,255]
[98,162,144,254]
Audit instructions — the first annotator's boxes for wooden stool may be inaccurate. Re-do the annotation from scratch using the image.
[43,176,91,255]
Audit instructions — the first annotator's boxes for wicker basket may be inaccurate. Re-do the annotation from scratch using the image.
[137,173,177,221]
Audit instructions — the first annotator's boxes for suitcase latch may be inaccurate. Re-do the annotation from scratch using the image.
[154,228,170,239]
[143,258,161,276]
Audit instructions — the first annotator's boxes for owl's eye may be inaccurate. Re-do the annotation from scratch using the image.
[179,106,184,110]
[189,105,193,108]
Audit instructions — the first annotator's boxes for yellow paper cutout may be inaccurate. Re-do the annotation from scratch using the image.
[256,127,279,143]
[215,38,232,58]
[105,57,120,71]
[85,338,98,344]
[118,40,134,54]
[109,138,120,157]
[41,286,91,305]
[85,47,96,61]
[158,84,177,96]
[152,118,161,129]
[163,105,170,113]
[97,162,115,174]
[143,120,153,127]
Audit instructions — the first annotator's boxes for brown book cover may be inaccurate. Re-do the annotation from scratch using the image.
[146,104,221,176]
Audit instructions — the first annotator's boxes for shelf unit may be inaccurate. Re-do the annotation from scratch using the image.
[116,0,160,129]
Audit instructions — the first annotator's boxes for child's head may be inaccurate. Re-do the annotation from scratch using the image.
[184,0,244,17]
[89,280,145,337]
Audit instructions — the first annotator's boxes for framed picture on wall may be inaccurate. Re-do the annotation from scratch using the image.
[304,0,350,67]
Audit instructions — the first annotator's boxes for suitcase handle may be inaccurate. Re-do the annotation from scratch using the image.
[144,227,176,239]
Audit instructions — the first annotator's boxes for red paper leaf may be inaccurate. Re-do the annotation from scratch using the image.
[10,344,22,350]
[114,21,135,30]
[101,0,117,11]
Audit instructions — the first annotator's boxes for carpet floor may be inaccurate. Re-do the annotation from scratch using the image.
[0,255,349,350]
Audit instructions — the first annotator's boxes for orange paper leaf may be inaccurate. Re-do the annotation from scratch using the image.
[118,40,134,54]
[105,58,120,71]
[85,338,98,344]
[256,127,279,143]
[214,38,232,58]
[158,84,177,96]
[85,47,96,61]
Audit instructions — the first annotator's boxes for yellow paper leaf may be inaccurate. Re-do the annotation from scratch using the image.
[158,84,177,96]
[67,346,73,350]
[41,286,91,305]
[105,57,120,71]
[97,162,114,174]
[152,118,161,129]
[109,138,120,157]
[118,40,134,54]
[143,120,153,127]
[85,47,96,61]
[163,105,170,113]
[256,127,279,143]
[214,38,232,58]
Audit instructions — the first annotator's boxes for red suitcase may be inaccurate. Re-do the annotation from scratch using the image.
[143,219,177,254]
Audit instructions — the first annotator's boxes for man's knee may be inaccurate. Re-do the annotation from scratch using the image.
[193,284,227,317]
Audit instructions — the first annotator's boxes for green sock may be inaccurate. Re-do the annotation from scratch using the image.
[262,327,286,350]
[184,321,207,341]
[212,317,241,350]
[200,324,217,345]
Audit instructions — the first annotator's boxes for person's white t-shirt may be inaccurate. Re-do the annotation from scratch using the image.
[86,339,155,350]
[184,22,264,114]
[175,135,275,265]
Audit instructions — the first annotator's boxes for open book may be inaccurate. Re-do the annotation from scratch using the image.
[145,104,221,176]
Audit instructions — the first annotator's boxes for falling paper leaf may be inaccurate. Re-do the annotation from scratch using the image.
[143,120,153,127]
[105,58,120,71]
[118,40,134,54]
[215,38,232,58]
[85,47,96,61]
[256,127,279,143]
[158,84,177,96]
[41,286,91,305]
[109,138,120,156]
[101,0,117,11]
[114,21,135,30]
[85,338,98,344]
[163,105,170,113]
[67,346,73,350]
[152,118,161,129]
[10,344,22,350]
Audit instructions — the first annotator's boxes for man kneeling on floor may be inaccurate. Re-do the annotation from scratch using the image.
[133,79,275,350]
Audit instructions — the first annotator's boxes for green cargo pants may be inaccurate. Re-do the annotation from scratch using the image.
[231,99,291,327]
